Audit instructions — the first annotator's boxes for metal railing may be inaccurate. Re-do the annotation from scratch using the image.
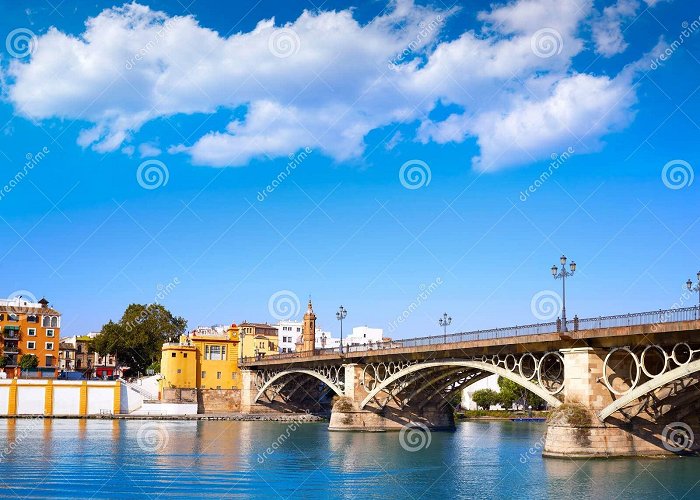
[240,305,700,364]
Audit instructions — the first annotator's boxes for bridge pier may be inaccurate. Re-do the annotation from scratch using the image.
[328,363,454,431]
[544,347,690,458]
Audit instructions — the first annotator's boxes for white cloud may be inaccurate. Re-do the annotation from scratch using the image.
[138,142,161,158]
[2,0,664,171]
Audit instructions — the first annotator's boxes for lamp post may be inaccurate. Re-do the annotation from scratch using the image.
[336,306,347,354]
[239,329,246,362]
[551,255,576,332]
[439,313,452,343]
[687,271,700,317]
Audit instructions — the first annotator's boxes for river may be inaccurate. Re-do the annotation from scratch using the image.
[0,419,697,498]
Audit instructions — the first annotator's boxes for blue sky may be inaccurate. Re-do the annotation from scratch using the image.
[0,0,698,338]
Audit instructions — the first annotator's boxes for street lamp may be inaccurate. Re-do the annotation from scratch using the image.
[551,255,576,332]
[439,313,452,343]
[336,306,347,354]
[239,329,246,362]
[687,271,700,313]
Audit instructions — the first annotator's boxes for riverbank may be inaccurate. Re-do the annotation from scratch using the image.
[455,410,549,420]
[0,413,326,422]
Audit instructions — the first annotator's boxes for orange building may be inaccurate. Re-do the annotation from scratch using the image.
[0,296,61,378]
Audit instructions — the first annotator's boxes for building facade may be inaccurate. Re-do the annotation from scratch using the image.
[277,320,337,352]
[61,333,120,379]
[0,296,61,378]
[160,324,241,390]
[239,322,278,359]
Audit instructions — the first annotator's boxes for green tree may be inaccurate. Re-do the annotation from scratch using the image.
[471,388,500,410]
[497,376,545,409]
[19,354,39,370]
[0,355,8,368]
[92,303,187,375]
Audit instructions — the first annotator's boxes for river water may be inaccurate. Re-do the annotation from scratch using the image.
[0,419,697,499]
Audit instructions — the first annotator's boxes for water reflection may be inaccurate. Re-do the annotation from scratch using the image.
[0,419,697,499]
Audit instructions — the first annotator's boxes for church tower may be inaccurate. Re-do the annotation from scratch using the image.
[302,298,316,354]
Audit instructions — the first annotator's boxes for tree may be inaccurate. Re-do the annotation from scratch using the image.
[92,303,187,375]
[0,356,7,368]
[19,354,39,370]
[471,388,500,410]
[497,376,545,409]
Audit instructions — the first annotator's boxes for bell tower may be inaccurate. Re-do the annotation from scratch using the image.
[303,298,316,354]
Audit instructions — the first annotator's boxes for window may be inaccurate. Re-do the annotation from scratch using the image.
[42,316,50,327]
[232,372,238,380]
[0,314,3,321]
[46,342,54,350]
[171,352,177,357]
[27,315,37,323]
[205,345,225,360]
[46,329,55,337]
[27,341,36,350]
[183,353,188,358]
[51,317,58,328]
[177,369,182,374]
[45,355,54,367]
[216,372,221,379]
[201,371,206,378]
[8,314,19,322]
[27,328,36,337]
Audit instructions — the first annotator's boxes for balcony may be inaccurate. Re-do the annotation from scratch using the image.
[3,333,20,341]
[3,355,18,367]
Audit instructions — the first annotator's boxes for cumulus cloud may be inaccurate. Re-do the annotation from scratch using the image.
[2,0,665,171]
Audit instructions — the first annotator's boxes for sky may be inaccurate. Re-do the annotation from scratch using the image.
[0,0,698,339]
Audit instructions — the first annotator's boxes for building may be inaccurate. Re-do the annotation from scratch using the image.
[239,322,278,359]
[346,326,384,347]
[0,296,61,378]
[160,324,241,390]
[58,341,77,371]
[277,320,337,352]
[61,333,120,379]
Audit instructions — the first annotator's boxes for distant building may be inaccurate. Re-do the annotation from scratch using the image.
[345,326,384,347]
[61,332,120,379]
[277,320,337,352]
[160,324,240,390]
[0,296,61,378]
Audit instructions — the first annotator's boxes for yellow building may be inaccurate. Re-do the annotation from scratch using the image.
[160,324,241,391]
[238,322,278,359]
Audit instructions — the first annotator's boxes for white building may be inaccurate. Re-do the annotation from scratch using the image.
[461,375,502,410]
[277,320,303,353]
[345,326,384,347]
[276,320,339,352]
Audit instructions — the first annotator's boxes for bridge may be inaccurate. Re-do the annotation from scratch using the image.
[239,305,700,457]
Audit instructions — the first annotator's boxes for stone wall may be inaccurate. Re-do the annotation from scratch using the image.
[162,388,197,404]
[198,389,241,413]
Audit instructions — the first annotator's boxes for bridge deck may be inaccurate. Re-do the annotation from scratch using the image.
[241,306,700,368]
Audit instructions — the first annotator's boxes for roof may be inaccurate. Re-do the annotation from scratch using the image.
[0,305,61,315]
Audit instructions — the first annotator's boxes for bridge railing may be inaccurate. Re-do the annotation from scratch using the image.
[240,305,700,364]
